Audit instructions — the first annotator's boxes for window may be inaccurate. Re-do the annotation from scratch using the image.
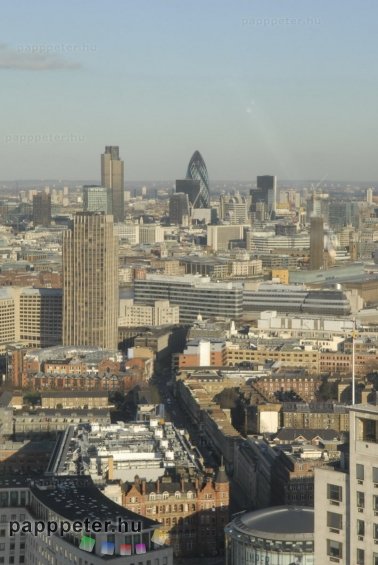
[327,540,342,558]
[357,491,365,508]
[356,464,364,481]
[374,523,378,540]
[327,512,342,530]
[373,467,378,484]
[357,548,365,565]
[357,519,365,536]
[374,496,378,512]
[358,417,378,442]
[327,484,342,502]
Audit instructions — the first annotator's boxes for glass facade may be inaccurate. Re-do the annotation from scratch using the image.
[186,150,210,209]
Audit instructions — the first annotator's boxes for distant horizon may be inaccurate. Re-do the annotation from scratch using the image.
[1,178,378,187]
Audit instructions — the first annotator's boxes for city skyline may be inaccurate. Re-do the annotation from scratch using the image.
[1,1,377,181]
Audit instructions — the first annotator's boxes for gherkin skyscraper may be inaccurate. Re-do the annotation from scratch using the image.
[186,150,210,208]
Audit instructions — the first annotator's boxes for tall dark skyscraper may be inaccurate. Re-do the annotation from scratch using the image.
[250,175,277,218]
[185,150,210,208]
[310,216,324,270]
[175,179,201,208]
[169,192,190,225]
[33,192,51,227]
[101,146,124,222]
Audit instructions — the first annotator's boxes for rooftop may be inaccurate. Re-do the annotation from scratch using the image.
[232,506,314,540]
[30,476,157,528]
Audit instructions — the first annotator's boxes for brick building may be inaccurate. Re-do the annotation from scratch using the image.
[122,469,229,558]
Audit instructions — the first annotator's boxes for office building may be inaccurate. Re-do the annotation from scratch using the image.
[119,299,179,327]
[243,284,351,317]
[0,475,173,564]
[83,185,112,213]
[219,193,250,224]
[225,506,314,564]
[168,192,190,225]
[314,403,378,565]
[0,287,62,353]
[32,191,51,227]
[175,179,201,209]
[63,212,119,350]
[310,216,324,269]
[307,191,329,223]
[367,187,374,205]
[257,175,277,214]
[134,274,243,323]
[114,222,140,244]
[18,287,62,347]
[250,175,277,218]
[101,145,125,222]
[139,224,165,244]
[207,224,246,251]
[328,200,360,230]
[0,289,16,353]
[185,150,210,208]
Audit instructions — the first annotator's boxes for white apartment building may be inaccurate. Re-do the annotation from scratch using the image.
[315,403,378,565]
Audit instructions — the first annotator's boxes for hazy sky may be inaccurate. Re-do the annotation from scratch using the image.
[1,0,377,181]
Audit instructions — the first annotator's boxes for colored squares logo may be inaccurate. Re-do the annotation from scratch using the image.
[136,543,146,554]
[120,544,132,556]
[79,536,95,552]
[100,541,114,555]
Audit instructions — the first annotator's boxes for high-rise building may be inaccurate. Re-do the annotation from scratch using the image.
[315,402,378,565]
[250,175,277,219]
[83,185,112,213]
[328,200,360,230]
[219,193,250,224]
[101,146,125,222]
[367,187,374,205]
[310,216,324,270]
[32,191,51,227]
[185,150,210,208]
[257,175,277,214]
[307,191,329,223]
[169,192,190,225]
[175,179,201,209]
[63,212,118,349]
